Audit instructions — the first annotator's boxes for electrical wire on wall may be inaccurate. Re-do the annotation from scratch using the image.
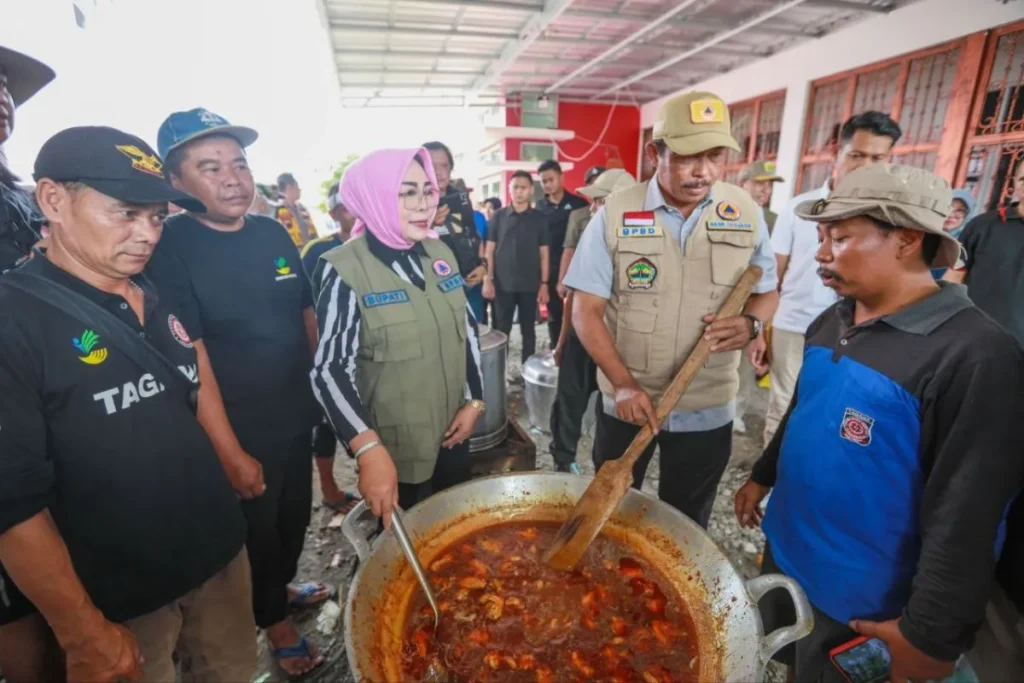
[548,91,621,163]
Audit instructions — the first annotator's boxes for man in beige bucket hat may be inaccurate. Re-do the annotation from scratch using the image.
[735,162,1024,683]
[564,91,779,528]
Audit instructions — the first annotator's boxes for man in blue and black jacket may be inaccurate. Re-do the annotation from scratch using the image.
[735,163,1024,683]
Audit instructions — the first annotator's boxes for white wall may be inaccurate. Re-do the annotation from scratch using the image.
[640,0,1024,209]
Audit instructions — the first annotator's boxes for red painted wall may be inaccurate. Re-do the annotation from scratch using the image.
[503,101,641,198]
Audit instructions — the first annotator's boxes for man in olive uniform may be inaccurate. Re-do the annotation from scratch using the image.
[551,169,637,474]
[739,160,784,233]
[564,91,779,527]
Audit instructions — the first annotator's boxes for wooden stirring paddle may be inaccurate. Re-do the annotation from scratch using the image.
[543,265,763,571]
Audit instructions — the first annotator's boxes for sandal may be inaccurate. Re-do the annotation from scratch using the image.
[270,636,324,681]
[287,582,334,608]
[323,491,361,515]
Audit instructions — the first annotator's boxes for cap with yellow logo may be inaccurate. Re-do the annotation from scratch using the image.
[578,169,638,199]
[739,160,785,183]
[33,126,207,213]
[652,91,740,156]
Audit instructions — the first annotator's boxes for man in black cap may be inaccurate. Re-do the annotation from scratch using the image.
[0,45,55,274]
[0,127,253,682]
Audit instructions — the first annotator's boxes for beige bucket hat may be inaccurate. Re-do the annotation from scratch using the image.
[795,163,960,269]
[652,91,740,156]
[578,168,637,199]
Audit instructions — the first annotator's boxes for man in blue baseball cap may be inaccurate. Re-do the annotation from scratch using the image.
[147,109,327,678]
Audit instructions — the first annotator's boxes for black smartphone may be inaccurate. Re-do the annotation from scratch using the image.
[441,192,469,212]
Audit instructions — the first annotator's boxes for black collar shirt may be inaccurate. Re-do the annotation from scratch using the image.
[0,256,245,621]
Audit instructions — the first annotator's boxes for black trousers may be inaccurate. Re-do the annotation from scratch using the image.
[547,281,563,349]
[312,421,337,459]
[398,441,472,510]
[494,288,537,363]
[760,544,855,682]
[549,331,597,468]
[238,432,313,629]
[592,409,732,528]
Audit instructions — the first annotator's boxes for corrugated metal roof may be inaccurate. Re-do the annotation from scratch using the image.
[324,0,917,107]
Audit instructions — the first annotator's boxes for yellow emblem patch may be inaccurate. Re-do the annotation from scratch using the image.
[116,145,164,178]
[689,99,725,124]
[716,201,741,221]
[764,161,776,173]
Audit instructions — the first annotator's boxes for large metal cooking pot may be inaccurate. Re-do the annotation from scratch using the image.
[342,473,812,682]
[470,325,508,453]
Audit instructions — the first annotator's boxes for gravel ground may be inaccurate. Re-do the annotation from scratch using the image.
[251,322,785,683]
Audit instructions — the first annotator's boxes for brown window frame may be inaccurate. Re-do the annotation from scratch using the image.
[723,90,787,184]
[795,37,980,192]
[954,21,1024,209]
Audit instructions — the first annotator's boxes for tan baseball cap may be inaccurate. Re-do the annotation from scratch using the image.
[653,91,740,156]
[578,169,638,199]
[795,163,960,268]
[739,159,785,183]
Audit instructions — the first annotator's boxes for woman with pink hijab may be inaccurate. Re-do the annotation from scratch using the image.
[309,148,485,527]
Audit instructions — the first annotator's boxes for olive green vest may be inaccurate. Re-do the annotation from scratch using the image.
[599,180,758,412]
[324,237,467,483]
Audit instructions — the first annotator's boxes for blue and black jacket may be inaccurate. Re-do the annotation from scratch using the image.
[752,283,1024,661]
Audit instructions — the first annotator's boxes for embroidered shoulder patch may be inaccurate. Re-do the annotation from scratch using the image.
[840,407,875,446]
[362,290,411,308]
[716,201,741,221]
[625,258,658,289]
[437,273,465,294]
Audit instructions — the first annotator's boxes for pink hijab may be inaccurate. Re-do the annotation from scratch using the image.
[341,147,439,250]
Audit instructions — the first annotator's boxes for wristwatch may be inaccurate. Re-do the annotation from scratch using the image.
[743,314,763,340]
[469,399,486,413]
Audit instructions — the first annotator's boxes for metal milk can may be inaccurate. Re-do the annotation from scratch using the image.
[522,350,558,433]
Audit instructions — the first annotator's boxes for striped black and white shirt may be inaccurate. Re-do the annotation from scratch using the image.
[310,233,484,447]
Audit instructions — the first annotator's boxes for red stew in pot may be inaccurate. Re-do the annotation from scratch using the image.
[401,522,700,682]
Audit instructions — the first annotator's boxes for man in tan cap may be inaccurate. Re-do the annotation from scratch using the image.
[735,163,1024,683]
[551,168,637,474]
[564,91,778,527]
[739,159,784,233]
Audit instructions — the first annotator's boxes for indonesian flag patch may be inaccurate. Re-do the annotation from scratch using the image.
[840,407,874,447]
[623,211,656,227]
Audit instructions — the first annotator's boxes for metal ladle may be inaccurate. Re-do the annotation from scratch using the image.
[391,509,448,682]
[391,508,441,634]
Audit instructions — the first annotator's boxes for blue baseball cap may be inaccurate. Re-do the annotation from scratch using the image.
[156,108,259,160]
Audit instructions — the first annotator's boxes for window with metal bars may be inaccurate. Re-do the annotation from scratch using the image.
[721,92,786,186]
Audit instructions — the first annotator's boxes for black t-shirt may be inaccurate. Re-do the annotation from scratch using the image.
[960,205,1024,346]
[0,257,246,622]
[487,206,549,293]
[147,214,319,450]
[537,191,589,280]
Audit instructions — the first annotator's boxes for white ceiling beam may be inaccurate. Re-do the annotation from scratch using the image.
[334,48,494,60]
[338,68,485,76]
[560,8,817,38]
[544,0,706,94]
[330,22,518,40]
[594,0,810,98]
[469,0,577,94]
[351,0,545,10]
[807,0,893,11]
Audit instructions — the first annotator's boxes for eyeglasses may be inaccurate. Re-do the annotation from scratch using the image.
[400,188,440,210]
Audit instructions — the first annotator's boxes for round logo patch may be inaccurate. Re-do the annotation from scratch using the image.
[433,259,453,276]
[840,407,874,447]
[626,257,658,290]
[168,314,194,349]
[716,201,741,221]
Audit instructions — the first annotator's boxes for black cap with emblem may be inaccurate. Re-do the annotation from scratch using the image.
[33,126,207,213]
